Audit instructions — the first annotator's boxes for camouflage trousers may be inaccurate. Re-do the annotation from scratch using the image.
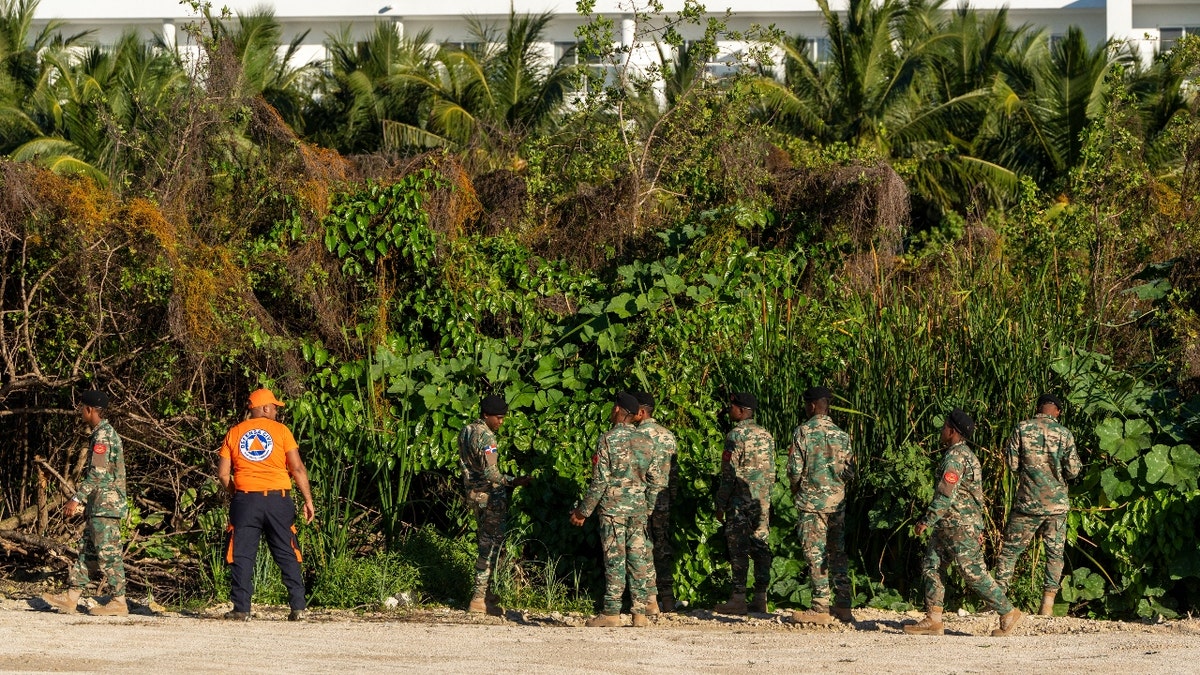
[922,523,1012,615]
[994,512,1068,592]
[797,509,850,606]
[71,515,126,596]
[468,488,508,600]
[726,499,771,595]
[599,512,651,615]
[645,507,673,596]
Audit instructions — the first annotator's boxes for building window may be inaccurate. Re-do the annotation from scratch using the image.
[682,40,743,79]
[554,41,615,93]
[1160,27,1200,52]
[800,37,830,64]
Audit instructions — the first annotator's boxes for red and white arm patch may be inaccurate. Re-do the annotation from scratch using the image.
[591,453,600,467]
[483,445,497,455]
[92,443,108,454]
[943,471,959,485]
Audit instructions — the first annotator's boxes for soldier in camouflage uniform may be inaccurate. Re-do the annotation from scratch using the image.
[904,409,1023,637]
[788,386,855,625]
[570,392,665,628]
[459,395,531,615]
[633,390,678,614]
[714,392,775,615]
[994,394,1082,616]
[42,390,129,616]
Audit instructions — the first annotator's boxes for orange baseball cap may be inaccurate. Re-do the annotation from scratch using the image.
[247,388,285,409]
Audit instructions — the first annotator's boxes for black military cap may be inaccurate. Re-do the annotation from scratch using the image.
[1036,393,1064,412]
[945,408,975,441]
[803,386,832,403]
[78,390,109,409]
[634,390,655,409]
[615,391,639,415]
[480,395,508,416]
[730,392,757,410]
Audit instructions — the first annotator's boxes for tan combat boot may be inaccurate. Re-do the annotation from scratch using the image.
[831,606,855,624]
[902,607,944,635]
[659,591,674,613]
[89,597,129,616]
[791,601,835,625]
[631,613,649,627]
[484,591,504,617]
[749,589,768,614]
[1039,591,1057,616]
[41,589,82,614]
[585,613,621,627]
[467,597,488,613]
[714,593,747,615]
[645,594,660,616]
[991,608,1024,637]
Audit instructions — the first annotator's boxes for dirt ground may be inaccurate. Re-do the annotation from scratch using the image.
[1,593,1199,674]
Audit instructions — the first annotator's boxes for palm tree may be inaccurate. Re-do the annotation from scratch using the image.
[305,22,436,153]
[392,11,575,168]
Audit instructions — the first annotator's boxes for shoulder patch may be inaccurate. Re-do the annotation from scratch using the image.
[591,453,600,466]
[943,471,959,485]
[93,443,108,454]
[483,445,497,455]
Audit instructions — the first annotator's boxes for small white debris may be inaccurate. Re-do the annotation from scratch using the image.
[957,608,969,617]
[383,597,399,609]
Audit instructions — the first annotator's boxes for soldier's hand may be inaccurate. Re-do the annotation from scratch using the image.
[64,499,79,518]
[569,509,586,527]
[512,475,533,488]
[914,522,927,537]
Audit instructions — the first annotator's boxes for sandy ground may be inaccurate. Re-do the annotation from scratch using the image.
[1,594,1199,674]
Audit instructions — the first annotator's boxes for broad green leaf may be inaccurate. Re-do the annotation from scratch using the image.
[1144,444,1171,484]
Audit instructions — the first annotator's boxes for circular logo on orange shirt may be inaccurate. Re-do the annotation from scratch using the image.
[239,429,274,462]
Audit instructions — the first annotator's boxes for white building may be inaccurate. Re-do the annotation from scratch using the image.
[29,1,1200,66]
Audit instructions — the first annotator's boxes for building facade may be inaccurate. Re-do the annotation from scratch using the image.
[30,1,1200,67]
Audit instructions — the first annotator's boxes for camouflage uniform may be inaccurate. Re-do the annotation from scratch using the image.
[71,420,127,596]
[459,419,518,601]
[918,441,1013,614]
[994,414,1082,592]
[578,421,664,615]
[639,417,678,598]
[787,414,853,607]
[716,418,775,596]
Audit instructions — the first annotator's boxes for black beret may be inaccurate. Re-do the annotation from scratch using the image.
[945,408,975,441]
[634,390,655,409]
[1036,393,1064,411]
[615,392,639,415]
[78,390,109,409]
[803,386,832,403]
[730,392,757,410]
[480,395,508,416]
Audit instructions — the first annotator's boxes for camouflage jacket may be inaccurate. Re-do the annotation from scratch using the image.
[639,417,678,513]
[715,418,776,513]
[787,414,854,513]
[1006,413,1081,515]
[459,419,512,493]
[579,422,662,518]
[920,441,985,532]
[74,420,127,519]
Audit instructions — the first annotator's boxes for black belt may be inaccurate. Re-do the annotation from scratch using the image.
[236,489,291,497]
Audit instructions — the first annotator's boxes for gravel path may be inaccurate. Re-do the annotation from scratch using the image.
[1,597,1198,673]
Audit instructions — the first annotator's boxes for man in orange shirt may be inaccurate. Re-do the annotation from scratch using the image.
[218,388,316,621]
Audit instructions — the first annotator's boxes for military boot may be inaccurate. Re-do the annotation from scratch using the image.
[1039,591,1057,616]
[791,601,835,625]
[89,597,129,616]
[658,591,674,613]
[831,606,855,624]
[467,596,489,613]
[902,607,944,635]
[991,608,1024,637]
[631,613,649,627]
[485,591,504,617]
[749,591,768,614]
[714,593,747,615]
[585,613,621,627]
[645,594,660,616]
[41,589,82,614]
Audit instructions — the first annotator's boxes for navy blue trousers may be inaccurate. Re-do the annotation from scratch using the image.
[226,491,306,611]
